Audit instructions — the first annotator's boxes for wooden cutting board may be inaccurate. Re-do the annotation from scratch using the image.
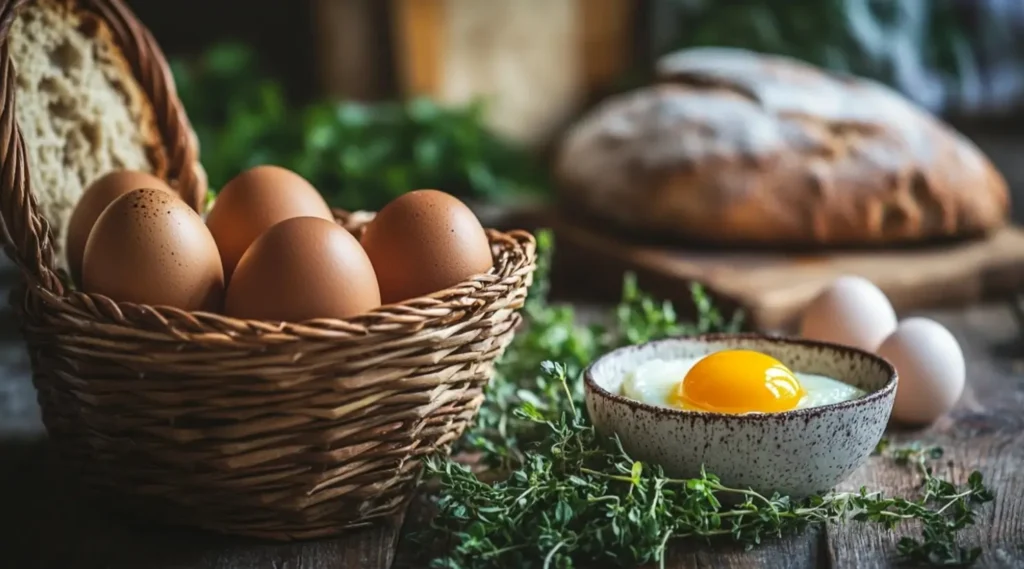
[549,216,1024,331]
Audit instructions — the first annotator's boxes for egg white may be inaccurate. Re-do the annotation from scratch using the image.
[621,355,865,413]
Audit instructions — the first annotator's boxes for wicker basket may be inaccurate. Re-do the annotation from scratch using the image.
[0,0,536,540]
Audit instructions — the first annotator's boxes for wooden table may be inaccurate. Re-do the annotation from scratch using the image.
[1,268,1022,569]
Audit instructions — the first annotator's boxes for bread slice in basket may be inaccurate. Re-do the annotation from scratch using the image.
[8,0,170,270]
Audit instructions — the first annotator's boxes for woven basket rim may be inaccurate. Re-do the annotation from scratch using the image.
[0,0,206,299]
[18,215,536,340]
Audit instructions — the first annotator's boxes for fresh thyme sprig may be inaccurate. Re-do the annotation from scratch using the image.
[431,230,993,568]
[871,440,995,565]
[428,364,993,569]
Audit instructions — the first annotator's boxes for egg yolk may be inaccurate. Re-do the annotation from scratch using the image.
[671,350,806,414]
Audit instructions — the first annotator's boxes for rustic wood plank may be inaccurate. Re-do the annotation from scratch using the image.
[551,216,1024,331]
[824,433,1024,569]
[391,505,822,569]
[652,530,823,569]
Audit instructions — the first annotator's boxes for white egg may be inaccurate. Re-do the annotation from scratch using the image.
[800,276,897,352]
[877,317,965,425]
[621,354,865,413]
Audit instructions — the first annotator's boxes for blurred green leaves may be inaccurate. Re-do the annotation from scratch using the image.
[671,1,964,75]
[667,0,1009,112]
[171,43,549,211]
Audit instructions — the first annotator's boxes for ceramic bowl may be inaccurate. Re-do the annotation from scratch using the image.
[584,334,897,498]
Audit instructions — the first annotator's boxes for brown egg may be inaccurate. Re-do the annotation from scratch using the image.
[66,170,173,286]
[205,165,333,280]
[225,216,380,322]
[82,188,224,311]
[360,189,493,304]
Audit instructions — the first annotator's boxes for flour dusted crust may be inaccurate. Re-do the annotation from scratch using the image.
[556,47,1010,246]
[9,0,167,267]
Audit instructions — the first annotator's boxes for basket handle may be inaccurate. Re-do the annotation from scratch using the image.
[0,0,62,293]
[0,0,205,295]
[89,0,206,210]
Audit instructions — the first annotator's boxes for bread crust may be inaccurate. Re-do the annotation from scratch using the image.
[556,47,1010,246]
[71,0,167,177]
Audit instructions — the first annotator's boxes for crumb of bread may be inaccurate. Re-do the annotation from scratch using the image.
[9,0,167,268]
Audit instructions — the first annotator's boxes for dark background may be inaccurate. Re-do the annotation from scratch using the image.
[126,0,1024,128]
[127,0,321,100]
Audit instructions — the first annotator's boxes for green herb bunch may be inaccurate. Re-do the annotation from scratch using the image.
[170,43,548,211]
[426,231,993,568]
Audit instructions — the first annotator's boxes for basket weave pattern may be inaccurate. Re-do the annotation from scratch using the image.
[0,0,536,540]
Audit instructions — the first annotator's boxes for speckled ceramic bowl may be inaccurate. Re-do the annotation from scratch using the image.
[584,334,897,498]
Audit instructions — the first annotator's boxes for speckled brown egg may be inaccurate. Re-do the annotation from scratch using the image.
[225,216,381,322]
[205,165,333,280]
[82,188,224,311]
[66,170,173,286]
[360,189,493,304]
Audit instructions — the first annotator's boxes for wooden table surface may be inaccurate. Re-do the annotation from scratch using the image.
[1,266,1022,569]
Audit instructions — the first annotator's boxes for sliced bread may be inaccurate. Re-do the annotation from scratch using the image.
[9,0,168,268]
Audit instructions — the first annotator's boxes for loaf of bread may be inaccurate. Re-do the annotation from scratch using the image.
[556,47,1010,246]
[9,0,168,267]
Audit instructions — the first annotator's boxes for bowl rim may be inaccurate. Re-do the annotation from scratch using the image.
[583,332,898,421]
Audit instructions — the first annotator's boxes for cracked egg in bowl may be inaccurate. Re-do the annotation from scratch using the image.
[584,334,897,498]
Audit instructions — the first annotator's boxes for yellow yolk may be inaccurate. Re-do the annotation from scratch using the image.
[671,350,806,414]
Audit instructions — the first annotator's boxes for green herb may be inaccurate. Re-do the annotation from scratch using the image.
[170,43,549,210]
[666,1,979,89]
[430,366,993,569]
[871,440,995,566]
[428,232,992,568]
